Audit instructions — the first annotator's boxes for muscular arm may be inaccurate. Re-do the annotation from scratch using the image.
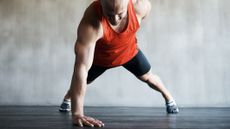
[133,0,151,22]
[70,4,103,127]
[70,25,97,117]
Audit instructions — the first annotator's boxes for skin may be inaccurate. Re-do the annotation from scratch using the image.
[66,0,175,127]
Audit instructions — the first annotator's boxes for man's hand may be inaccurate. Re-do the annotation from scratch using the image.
[72,115,105,127]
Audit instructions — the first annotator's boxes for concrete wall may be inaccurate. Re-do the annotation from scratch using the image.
[0,0,229,107]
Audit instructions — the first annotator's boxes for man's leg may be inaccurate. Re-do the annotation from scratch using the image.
[123,50,179,114]
[138,71,179,114]
[138,71,173,103]
[59,65,108,112]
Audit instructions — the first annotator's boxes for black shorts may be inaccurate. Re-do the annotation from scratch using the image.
[87,50,151,83]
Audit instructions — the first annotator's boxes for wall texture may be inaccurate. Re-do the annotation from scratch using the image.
[0,0,229,107]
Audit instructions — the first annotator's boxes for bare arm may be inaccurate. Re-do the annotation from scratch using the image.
[70,4,104,127]
[133,0,151,23]
[70,34,96,117]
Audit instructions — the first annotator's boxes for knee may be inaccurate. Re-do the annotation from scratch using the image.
[152,74,160,81]
[138,71,152,82]
[138,72,160,84]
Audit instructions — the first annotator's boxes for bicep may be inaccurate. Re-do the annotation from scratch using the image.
[74,40,96,71]
[135,0,151,20]
[74,20,101,71]
[73,5,102,71]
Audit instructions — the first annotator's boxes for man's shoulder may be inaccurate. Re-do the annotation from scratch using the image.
[132,0,151,19]
[82,2,101,29]
[77,1,103,41]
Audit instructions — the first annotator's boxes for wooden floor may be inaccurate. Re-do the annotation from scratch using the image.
[0,106,230,129]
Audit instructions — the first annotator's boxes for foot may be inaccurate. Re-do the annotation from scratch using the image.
[166,100,179,114]
[59,99,71,112]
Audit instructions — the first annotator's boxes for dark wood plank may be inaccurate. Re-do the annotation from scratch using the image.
[0,106,230,129]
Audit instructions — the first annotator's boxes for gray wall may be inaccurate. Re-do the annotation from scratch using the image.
[0,0,229,107]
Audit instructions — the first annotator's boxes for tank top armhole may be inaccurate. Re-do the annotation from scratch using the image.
[130,0,140,27]
[92,1,104,40]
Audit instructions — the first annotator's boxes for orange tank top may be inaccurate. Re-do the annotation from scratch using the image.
[93,0,140,67]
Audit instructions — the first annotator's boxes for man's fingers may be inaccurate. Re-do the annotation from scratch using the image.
[82,118,94,127]
[72,115,104,127]
[73,118,83,127]
[84,117,104,127]
[95,119,105,127]
[84,116,104,127]
[85,116,95,121]
[93,119,105,127]
[86,118,102,127]
[78,120,83,127]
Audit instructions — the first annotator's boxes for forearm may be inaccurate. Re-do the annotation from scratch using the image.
[70,65,88,116]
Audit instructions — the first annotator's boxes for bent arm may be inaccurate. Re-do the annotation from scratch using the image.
[133,0,152,21]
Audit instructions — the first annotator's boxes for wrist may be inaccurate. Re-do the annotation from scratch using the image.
[72,113,84,118]
[72,109,84,117]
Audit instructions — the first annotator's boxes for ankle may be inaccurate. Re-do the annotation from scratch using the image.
[166,100,177,107]
[63,99,71,102]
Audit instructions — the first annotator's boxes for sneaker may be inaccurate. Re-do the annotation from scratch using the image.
[166,100,179,114]
[59,99,71,112]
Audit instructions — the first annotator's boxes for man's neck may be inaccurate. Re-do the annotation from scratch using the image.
[109,13,129,33]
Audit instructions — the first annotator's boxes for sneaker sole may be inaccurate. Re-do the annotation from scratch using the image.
[59,108,71,112]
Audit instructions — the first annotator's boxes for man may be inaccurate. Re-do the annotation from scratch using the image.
[59,0,179,127]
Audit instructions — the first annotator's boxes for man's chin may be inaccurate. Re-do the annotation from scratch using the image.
[110,21,120,26]
[112,23,119,26]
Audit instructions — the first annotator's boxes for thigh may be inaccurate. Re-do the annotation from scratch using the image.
[87,65,108,84]
[122,50,151,77]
